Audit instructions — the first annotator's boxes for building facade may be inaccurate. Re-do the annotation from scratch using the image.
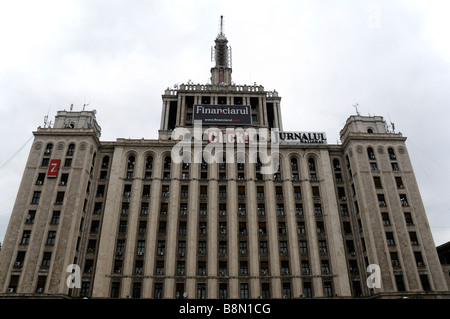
[0,20,448,299]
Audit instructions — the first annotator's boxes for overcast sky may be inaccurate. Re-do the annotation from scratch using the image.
[0,0,449,246]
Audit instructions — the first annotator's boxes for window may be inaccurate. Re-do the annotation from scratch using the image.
[21,230,31,244]
[409,232,419,245]
[154,283,163,299]
[276,204,284,216]
[400,194,409,207]
[404,212,414,225]
[257,204,265,216]
[198,241,206,254]
[181,185,189,198]
[260,261,269,275]
[180,203,187,216]
[382,213,391,226]
[157,241,165,255]
[238,203,246,216]
[179,221,187,235]
[298,222,306,235]
[118,221,127,233]
[102,156,110,169]
[318,240,327,253]
[55,192,65,205]
[321,260,330,274]
[280,240,288,253]
[377,194,386,207]
[60,173,69,186]
[161,185,170,197]
[127,156,135,169]
[261,283,270,299]
[239,241,247,254]
[260,241,268,254]
[301,260,310,274]
[198,262,206,275]
[138,221,147,234]
[386,232,395,246]
[41,157,50,167]
[50,211,61,225]
[25,210,36,224]
[294,186,301,199]
[137,240,145,255]
[308,158,316,171]
[395,177,404,189]
[395,275,406,292]
[67,144,75,156]
[219,222,227,235]
[303,282,312,298]
[31,191,41,204]
[111,282,120,298]
[238,186,245,198]
[295,204,303,216]
[158,221,166,235]
[178,241,186,256]
[200,186,207,198]
[164,156,171,170]
[219,241,227,254]
[391,162,400,171]
[388,148,396,160]
[219,186,227,198]
[291,158,298,171]
[275,186,283,198]
[370,162,378,171]
[312,186,320,199]
[316,222,325,234]
[373,176,382,189]
[323,282,333,297]
[219,283,227,299]
[314,203,322,216]
[46,231,56,245]
[282,282,291,298]
[257,186,264,198]
[91,221,100,233]
[141,203,149,215]
[132,282,141,299]
[197,284,206,299]
[299,241,308,253]
[146,156,153,169]
[367,147,375,160]
[240,283,249,299]
[36,173,45,185]
[41,252,52,268]
[240,261,248,275]
[44,143,53,155]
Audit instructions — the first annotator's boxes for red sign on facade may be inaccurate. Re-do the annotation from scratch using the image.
[47,159,61,178]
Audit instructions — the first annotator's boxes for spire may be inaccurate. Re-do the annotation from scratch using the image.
[219,15,224,36]
[211,15,232,85]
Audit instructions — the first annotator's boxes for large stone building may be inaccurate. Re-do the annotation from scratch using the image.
[0,18,448,299]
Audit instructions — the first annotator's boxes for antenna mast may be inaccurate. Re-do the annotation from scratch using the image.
[220,15,224,35]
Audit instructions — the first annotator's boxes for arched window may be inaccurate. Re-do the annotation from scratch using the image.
[388,148,396,160]
[146,156,153,169]
[44,143,53,155]
[164,156,171,170]
[290,158,298,171]
[333,159,341,171]
[308,158,316,171]
[67,144,75,156]
[127,155,136,170]
[102,156,110,169]
[367,128,374,133]
[367,147,375,160]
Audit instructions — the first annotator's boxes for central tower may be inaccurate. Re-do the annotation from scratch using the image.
[211,16,232,85]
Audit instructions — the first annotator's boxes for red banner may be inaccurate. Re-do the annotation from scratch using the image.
[47,159,61,178]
